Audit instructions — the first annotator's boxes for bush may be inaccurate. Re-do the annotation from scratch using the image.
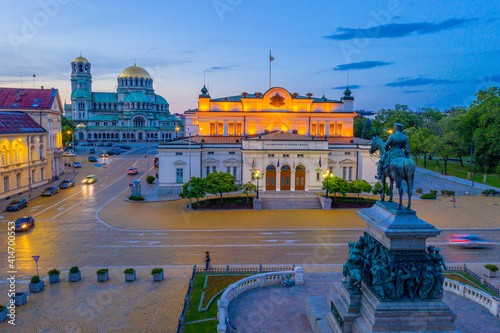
[30,275,41,284]
[97,269,109,275]
[151,268,163,275]
[69,266,79,274]
[47,269,60,276]
[485,264,499,272]
[482,189,499,196]
[448,191,455,196]
[123,268,135,274]
[430,189,438,195]
[0,305,5,312]
[191,196,252,210]
[416,188,423,194]
[146,175,155,184]
[372,182,390,196]
[128,195,145,201]
[421,193,436,200]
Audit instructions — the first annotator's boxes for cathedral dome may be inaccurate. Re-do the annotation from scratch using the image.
[73,56,89,64]
[119,64,151,79]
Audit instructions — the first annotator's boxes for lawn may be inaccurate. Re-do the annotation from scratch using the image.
[415,158,500,188]
[444,271,499,296]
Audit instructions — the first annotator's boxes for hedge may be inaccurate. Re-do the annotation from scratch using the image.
[421,193,436,200]
[129,195,145,201]
[485,264,499,272]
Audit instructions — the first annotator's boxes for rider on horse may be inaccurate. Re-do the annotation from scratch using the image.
[375,123,410,180]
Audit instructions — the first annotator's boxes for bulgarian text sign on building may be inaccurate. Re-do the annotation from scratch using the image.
[263,142,310,149]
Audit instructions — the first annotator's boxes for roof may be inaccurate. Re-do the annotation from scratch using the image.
[119,64,151,79]
[88,114,119,121]
[0,112,47,134]
[327,137,372,145]
[92,92,117,103]
[210,93,341,103]
[72,56,89,64]
[247,132,320,141]
[71,89,91,100]
[166,136,244,145]
[124,92,150,104]
[0,88,58,110]
[155,95,168,105]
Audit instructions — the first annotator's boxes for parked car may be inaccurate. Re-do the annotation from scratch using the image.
[100,151,108,157]
[42,186,60,197]
[105,143,114,147]
[107,150,116,156]
[97,143,105,147]
[15,216,35,232]
[446,234,493,249]
[89,148,96,154]
[88,156,98,162]
[127,167,138,175]
[63,151,76,157]
[79,142,88,146]
[82,175,97,184]
[120,145,132,150]
[74,161,82,168]
[7,198,28,211]
[58,179,75,189]
[153,157,159,167]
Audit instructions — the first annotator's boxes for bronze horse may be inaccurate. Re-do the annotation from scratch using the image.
[369,137,415,210]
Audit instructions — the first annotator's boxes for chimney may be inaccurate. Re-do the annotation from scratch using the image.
[41,86,44,89]
[15,90,20,102]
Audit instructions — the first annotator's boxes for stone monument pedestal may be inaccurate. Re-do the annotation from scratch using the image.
[308,201,458,333]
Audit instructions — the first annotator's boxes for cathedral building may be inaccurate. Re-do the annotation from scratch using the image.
[157,86,377,194]
[69,56,180,142]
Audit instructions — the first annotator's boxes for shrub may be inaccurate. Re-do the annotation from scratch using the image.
[128,195,145,201]
[421,193,436,200]
[151,268,163,275]
[485,264,499,272]
[441,190,448,196]
[416,188,423,194]
[0,305,6,312]
[47,269,60,276]
[123,268,135,274]
[69,266,79,274]
[30,276,41,284]
[448,191,455,196]
[97,269,109,275]
[146,175,155,184]
[430,190,437,195]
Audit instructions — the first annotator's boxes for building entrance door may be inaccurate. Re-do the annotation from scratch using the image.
[265,165,276,190]
[280,165,291,191]
[295,165,305,190]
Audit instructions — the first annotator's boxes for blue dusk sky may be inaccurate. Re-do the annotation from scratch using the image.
[0,0,499,113]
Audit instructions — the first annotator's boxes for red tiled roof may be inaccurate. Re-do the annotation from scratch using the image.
[0,112,47,134]
[192,136,244,144]
[328,137,372,145]
[0,87,57,110]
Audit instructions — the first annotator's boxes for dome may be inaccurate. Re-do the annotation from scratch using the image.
[124,92,150,104]
[119,64,151,79]
[155,95,168,105]
[73,56,89,64]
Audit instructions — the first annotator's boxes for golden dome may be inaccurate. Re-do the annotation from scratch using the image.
[119,64,151,79]
[73,56,89,64]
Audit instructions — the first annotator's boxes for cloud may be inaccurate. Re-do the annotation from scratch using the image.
[403,90,424,94]
[386,78,453,87]
[206,66,235,72]
[324,18,473,40]
[333,61,391,71]
[332,85,361,90]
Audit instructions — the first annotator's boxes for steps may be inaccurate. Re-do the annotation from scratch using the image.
[261,196,322,210]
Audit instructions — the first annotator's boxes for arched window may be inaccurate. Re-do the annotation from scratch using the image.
[78,64,83,72]
[78,100,85,110]
[1,146,7,166]
[133,117,145,127]
[281,165,291,171]
[266,165,276,171]
[39,145,44,159]
[13,144,19,164]
[30,145,35,161]
[98,133,102,139]
[296,165,305,171]
[131,133,135,139]
[94,133,97,139]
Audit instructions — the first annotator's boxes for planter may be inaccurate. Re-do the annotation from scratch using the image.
[0,307,7,322]
[49,275,60,284]
[11,291,27,306]
[125,271,136,282]
[153,271,164,282]
[29,280,44,293]
[69,271,81,282]
[484,267,498,278]
[97,271,109,282]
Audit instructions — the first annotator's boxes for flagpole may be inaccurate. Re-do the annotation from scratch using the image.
[269,50,272,89]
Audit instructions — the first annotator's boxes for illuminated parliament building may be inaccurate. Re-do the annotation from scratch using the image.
[157,86,377,193]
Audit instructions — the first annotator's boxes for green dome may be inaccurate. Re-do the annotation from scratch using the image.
[155,95,168,105]
[124,92,150,104]
[71,90,91,99]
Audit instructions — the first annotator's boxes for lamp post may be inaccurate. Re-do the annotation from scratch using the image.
[253,169,262,199]
[23,137,32,199]
[322,169,332,197]
[176,126,200,210]
[471,138,477,187]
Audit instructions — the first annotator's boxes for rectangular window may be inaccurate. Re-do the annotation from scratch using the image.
[343,167,347,180]
[41,168,44,181]
[345,152,351,155]
[236,123,242,136]
[316,172,320,181]
[32,169,36,183]
[176,168,183,183]
[3,176,8,191]
[16,173,21,188]
[210,122,216,136]
[268,154,275,158]
[206,166,211,177]
[227,166,231,173]
[311,124,317,136]
[228,123,235,136]
[208,151,215,155]
[176,152,183,156]
[337,124,343,137]
[319,124,325,136]
[212,166,217,173]
[229,151,235,155]
[283,154,289,158]
[233,167,237,179]
[348,167,353,181]
[297,154,304,158]
[217,123,224,136]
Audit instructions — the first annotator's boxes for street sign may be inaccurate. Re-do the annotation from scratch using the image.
[32,256,40,262]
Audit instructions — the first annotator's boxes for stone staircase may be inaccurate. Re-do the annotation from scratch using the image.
[261,192,322,210]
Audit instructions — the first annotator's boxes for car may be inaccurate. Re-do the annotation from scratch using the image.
[120,145,132,150]
[107,150,116,156]
[105,143,114,147]
[63,151,76,157]
[58,179,75,189]
[97,143,105,147]
[100,152,108,157]
[42,186,60,196]
[127,167,138,175]
[82,175,97,184]
[79,142,87,146]
[88,156,98,162]
[15,216,35,232]
[89,148,96,154]
[153,157,159,167]
[7,198,28,211]
[74,161,82,168]
[446,234,494,249]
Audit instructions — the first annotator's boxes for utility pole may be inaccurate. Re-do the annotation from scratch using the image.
[471,139,477,187]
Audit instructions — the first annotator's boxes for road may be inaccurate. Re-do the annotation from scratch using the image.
[0,143,499,291]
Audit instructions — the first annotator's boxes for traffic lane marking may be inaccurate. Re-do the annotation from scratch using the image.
[32,190,84,217]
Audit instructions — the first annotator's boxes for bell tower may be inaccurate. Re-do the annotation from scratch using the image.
[71,55,92,94]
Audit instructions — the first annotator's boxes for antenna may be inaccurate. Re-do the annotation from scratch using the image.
[323,83,325,96]
[347,74,349,88]
[20,73,23,88]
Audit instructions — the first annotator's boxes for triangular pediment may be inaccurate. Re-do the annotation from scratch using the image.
[339,158,356,165]
[328,159,337,165]
[202,158,220,164]
[223,158,241,164]
[172,160,187,166]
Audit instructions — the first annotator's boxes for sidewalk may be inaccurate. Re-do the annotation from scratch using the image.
[139,180,180,202]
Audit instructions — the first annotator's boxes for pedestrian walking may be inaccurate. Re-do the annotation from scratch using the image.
[451,197,456,208]
[205,251,211,271]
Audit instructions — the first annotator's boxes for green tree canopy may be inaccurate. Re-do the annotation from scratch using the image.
[205,172,238,203]
[323,176,349,201]
[179,177,206,202]
[240,182,257,203]
[349,179,373,197]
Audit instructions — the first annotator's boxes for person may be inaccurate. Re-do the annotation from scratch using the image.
[451,197,456,208]
[205,251,211,271]
[375,123,410,180]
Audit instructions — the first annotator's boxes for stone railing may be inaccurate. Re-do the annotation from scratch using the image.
[217,267,304,332]
[443,278,499,317]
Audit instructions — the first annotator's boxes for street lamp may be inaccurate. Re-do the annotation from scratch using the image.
[176,126,201,210]
[253,169,262,199]
[322,169,333,197]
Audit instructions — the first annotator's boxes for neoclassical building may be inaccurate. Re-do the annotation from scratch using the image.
[157,86,377,194]
[70,55,180,142]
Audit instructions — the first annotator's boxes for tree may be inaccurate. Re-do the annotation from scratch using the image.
[240,182,257,203]
[372,182,390,196]
[349,179,373,197]
[323,176,349,201]
[61,115,76,146]
[178,177,206,202]
[205,172,238,203]
[372,104,421,138]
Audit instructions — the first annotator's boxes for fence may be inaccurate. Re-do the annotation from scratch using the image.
[447,265,500,295]
[176,265,197,333]
[196,264,295,274]
[444,278,499,317]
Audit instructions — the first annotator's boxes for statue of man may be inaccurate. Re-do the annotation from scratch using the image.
[433,248,447,271]
[375,123,410,180]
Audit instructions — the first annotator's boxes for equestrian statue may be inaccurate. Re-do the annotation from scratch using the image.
[369,123,415,210]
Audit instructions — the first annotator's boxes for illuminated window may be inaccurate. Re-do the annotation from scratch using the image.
[337,124,343,137]
[236,123,242,136]
[217,123,224,135]
[210,123,216,135]
[319,124,325,136]
[228,123,235,136]
[311,124,317,136]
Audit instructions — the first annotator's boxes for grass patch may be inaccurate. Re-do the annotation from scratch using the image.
[416,158,500,188]
[202,275,250,309]
[183,320,218,333]
[444,271,499,296]
[192,196,252,210]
